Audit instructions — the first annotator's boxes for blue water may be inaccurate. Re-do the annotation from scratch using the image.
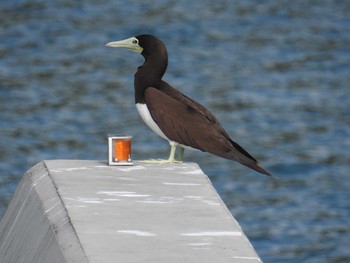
[1,1,349,262]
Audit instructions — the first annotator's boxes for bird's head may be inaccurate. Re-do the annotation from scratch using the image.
[106,36,143,53]
[106,35,167,59]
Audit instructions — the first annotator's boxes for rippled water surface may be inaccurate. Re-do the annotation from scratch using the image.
[1,1,350,262]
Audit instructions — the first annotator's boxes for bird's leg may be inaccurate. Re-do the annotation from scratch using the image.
[177,147,185,162]
[167,143,177,162]
[140,144,183,164]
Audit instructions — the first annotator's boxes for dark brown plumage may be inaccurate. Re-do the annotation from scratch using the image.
[107,34,272,176]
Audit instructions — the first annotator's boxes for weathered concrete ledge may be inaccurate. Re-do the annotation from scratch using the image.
[0,160,261,263]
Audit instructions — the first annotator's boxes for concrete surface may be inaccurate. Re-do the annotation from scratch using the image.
[0,160,261,263]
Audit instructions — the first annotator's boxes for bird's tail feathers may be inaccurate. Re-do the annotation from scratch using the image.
[227,138,274,177]
[245,162,274,177]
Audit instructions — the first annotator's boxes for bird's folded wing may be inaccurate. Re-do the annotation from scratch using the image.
[144,87,256,165]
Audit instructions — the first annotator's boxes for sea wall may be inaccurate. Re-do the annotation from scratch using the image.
[0,160,261,263]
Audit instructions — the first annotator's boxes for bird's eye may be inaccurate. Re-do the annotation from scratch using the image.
[132,39,138,45]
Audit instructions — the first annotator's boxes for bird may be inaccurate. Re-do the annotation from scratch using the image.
[106,34,272,176]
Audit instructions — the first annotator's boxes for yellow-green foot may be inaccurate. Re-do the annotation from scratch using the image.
[140,159,182,164]
[140,144,185,164]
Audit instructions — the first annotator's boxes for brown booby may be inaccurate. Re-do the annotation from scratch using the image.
[106,34,272,176]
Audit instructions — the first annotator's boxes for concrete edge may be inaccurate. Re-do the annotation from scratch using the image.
[0,161,88,263]
[200,170,260,255]
[40,160,88,263]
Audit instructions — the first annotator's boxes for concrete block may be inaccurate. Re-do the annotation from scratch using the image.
[0,160,261,263]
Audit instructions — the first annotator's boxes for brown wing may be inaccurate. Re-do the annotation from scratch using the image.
[144,87,259,166]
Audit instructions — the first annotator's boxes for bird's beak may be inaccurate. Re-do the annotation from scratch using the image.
[106,37,143,53]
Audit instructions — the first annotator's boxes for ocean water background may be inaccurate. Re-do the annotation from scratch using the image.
[0,0,349,262]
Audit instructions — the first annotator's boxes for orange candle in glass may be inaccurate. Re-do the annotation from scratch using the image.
[114,138,131,161]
